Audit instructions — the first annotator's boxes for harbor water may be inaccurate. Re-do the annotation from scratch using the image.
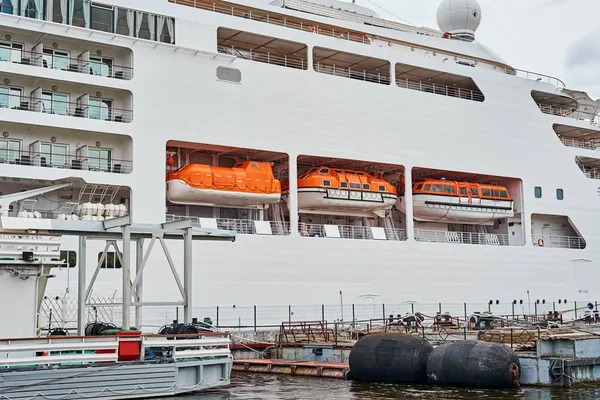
[168,374,600,399]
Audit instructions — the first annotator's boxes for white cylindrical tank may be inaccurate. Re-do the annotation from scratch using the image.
[436,0,482,42]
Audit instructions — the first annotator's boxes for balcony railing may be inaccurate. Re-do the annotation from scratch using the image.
[0,93,132,122]
[414,229,514,246]
[217,45,307,70]
[538,104,600,126]
[396,77,484,102]
[166,215,290,236]
[532,234,586,249]
[512,69,566,88]
[560,137,600,151]
[0,149,132,174]
[299,223,407,241]
[0,48,133,80]
[314,62,390,85]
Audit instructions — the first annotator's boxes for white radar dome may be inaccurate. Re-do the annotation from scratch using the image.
[436,0,482,42]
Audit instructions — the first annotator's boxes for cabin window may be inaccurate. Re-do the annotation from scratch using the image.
[443,185,455,193]
[350,183,361,189]
[379,185,386,191]
[357,172,364,176]
[482,189,491,197]
[459,187,467,195]
[323,180,331,187]
[500,190,508,198]
[98,251,122,269]
[471,188,479,196]
[59,250,76,268]
[416,184,423,190]
[492,189,499,197]
[319,168,329,174]
[556,188,564,200]
[346,171,356,175]
[340,182,348,188]
[534,186,542,198]
[363,184,370,190]
[334,169,342,173]
[251,162,258,168]
[432,184,443,193]
[424,184,431,191]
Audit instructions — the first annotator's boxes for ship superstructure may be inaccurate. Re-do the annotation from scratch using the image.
[0,0,599,330]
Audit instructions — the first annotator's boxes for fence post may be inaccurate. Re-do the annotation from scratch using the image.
[411,303,414,314]
[382,304,385,320]
[321,304,325,324]
[510,328,513,349]
[575,301,577,319]
[464,303,467,325]
[216,306,219,328]
[512,303,515,320]
[352,304,355,323]
[253,305,257,332]
[438,303,442,313]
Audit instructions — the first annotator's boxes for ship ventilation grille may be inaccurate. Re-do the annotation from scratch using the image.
[217,66,242,83]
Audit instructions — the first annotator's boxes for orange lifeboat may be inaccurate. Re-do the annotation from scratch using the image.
[397,178,514,224]
[283,166,397,217]
[166,161,281,207]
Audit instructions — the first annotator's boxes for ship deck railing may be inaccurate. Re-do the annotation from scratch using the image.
[395,77,484,102]
[299,222,408,241]
[531,234,586,249]
[314,62,390,85]
[0,149,132,174]
[560,136,600,151]
[414,229,514,246]
[0,48,133,80]
[217,45,307,69]
[170,1,566,88]
[166,214,291,236]
[0,92,133,123]
[0,332,231,368]
[538,104,600,126]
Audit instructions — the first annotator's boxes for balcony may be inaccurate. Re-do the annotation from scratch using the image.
[217,45,307,70]
[533,90,599,127]
[166,215,290,236]
[299,223,407,241]
[414,229,514,246]
[0,47,133,80]
[0,92,132,123]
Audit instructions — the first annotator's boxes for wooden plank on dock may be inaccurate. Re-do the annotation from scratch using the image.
[233,359,349,379]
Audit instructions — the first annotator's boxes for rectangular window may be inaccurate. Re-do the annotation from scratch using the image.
[424,184,430,191]
[0,42,22,63]
[89,56,113,77]
[88,98,112,120]
[319,168,329,174]
[41,92,69,115]
[500,190,508,198]
[432,184,443,193]
[379,185,386,191]
[363,184,370,190]
[115,8,131,36]
[98,251,122,269]
[471,188,479,196]
[0,87,23,109]
[349,183,361,189]
[91,3,113,32]
[556,188,564,200]
[1,0,15,15]
[334,170,342,174]
[159,17,174,44]
[0,139,21,163]
[23,0,42,19]
[60,250,77,268]
[416,184,423,190]
[492,189,499,197]
[71,0,91,28]
[52,0,64,23]
[443,185,455,193]
[323,180,331,187]
[40,143,69,167]
[340,182,348,188]
[136,12,152,40]
[534,186,542,198]
[481,189,491,197]
[43,49,70,70]
[88,148,112,171]
[459,187,467,195]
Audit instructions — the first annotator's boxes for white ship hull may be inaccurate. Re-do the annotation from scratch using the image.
[0,0,598,331]
[166,179,281,207]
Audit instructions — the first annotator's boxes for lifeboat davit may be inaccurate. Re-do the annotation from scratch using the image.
[166,161,281,208]
[283,166,398,218]
[397,179,514,224]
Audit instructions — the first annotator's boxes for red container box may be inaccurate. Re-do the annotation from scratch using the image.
[116,331,142,361]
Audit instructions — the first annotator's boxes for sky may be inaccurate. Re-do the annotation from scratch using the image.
[264,0,600,98]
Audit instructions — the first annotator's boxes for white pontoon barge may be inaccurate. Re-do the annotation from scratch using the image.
[0,209,236,400]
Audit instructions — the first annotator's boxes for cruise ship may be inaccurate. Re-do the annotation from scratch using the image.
[0,0,599,330]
